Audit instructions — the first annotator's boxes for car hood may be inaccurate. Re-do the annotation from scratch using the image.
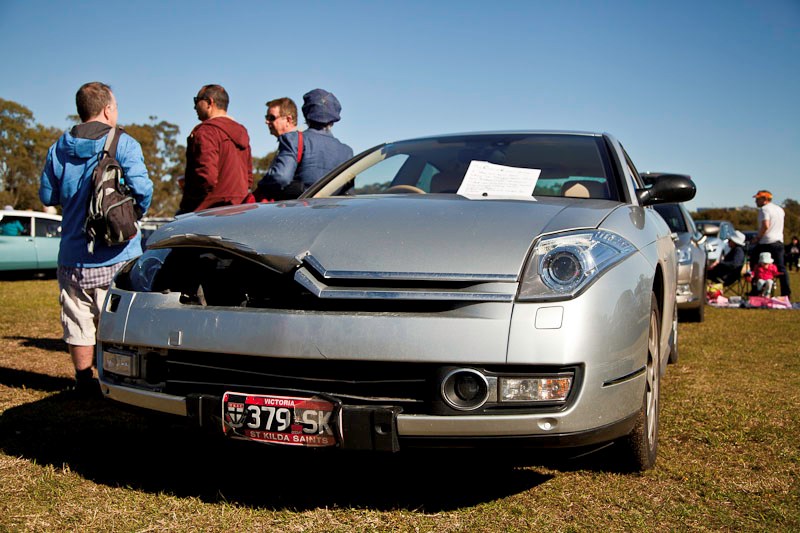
[150,196,619,277]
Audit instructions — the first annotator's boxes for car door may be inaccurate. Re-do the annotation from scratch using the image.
[33,216,61,269]
[0,214,36,270]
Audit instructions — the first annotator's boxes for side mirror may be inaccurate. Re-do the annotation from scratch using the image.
[694,232,707,245]
[636,174,696,206]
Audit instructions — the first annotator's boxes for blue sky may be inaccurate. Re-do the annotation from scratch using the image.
[1,0,798,210]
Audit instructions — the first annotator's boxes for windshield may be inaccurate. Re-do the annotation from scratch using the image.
[309,133,620,201]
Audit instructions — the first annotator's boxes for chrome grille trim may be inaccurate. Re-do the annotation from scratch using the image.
[294,267,516,302]
[303,254,517,282]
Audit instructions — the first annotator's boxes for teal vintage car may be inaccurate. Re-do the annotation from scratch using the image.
[0,210,62,272]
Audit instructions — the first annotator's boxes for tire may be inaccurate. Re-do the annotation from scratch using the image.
[681,297,705,323]
[679,273,706,323]
[617,292,661,472]
[668,302,678,364]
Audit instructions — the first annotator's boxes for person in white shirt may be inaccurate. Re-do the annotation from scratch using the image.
[754,190,790,297]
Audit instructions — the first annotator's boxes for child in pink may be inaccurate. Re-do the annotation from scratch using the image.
[752,252,779,296]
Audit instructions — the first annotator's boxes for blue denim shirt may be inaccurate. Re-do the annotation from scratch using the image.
[257,127,353,198]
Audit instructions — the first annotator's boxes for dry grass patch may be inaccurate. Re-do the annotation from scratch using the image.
[1,276,798,532]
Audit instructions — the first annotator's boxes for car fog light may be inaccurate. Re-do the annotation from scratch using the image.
[102,350,137,377]
[441,369,489,410]
[499,376,572,402]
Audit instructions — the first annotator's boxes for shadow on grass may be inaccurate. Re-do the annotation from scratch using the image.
[0,270,57,281]
[0,367,72,392]
[4,336,66,353]
[0,393,571,511]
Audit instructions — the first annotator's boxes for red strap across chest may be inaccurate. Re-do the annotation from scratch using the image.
[297,130,303,163]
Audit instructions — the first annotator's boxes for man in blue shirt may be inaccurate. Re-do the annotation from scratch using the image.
[255,89,353,200]
[39,82,153,397]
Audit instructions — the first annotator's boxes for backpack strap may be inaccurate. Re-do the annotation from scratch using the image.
[107,127,122,160]
[296,130,303,163]
[96,127,122,182]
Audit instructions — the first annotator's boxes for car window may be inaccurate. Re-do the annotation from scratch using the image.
[325,134,619,200]
[722,223,734,240]
[34,218,61,238]
[0,215,31,236]
[653,204,688,233]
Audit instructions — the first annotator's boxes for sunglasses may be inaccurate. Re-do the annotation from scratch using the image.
[193,96,209,105]
[265,114,282,122]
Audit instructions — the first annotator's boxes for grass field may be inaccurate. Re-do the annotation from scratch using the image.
[1,275,798,532]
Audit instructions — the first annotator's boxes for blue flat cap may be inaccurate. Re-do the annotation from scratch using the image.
[302,88,342,123]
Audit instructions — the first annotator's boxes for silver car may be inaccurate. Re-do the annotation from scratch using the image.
[652,202,707,323]
[98,131,695,471]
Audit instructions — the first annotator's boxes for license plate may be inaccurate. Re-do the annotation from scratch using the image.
[222,392,338,447]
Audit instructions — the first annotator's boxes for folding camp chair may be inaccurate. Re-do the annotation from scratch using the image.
[727,270,752,297]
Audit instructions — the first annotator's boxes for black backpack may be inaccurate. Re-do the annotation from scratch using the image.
[84,127,140,253]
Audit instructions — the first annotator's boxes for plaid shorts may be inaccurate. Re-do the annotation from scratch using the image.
[57,264,124,346]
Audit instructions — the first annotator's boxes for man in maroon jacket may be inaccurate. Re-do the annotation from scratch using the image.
[179,84,253,213]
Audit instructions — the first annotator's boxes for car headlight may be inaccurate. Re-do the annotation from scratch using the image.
[128,248,171,292]
[518,230,635,301]
[676,245,692,265]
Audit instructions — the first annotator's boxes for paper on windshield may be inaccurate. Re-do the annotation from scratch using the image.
[456,161,540,199]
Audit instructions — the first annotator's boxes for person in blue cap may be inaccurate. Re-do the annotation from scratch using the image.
[255,88,353,200]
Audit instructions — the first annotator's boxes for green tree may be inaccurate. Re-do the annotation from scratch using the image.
[691,208,758,231]
[0,98,60,209]
[251,152,275,192]
[123,118,185,217]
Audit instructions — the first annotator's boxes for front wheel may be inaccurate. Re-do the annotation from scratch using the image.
[616,292,661,471]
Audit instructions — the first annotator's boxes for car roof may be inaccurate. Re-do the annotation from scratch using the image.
[384,130,606,145]
[0,209,62,221]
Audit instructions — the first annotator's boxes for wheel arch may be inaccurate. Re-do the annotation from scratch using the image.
[651,264,671,374]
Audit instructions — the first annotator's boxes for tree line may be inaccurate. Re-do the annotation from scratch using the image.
[0,97,275,217]
[2,96,798,239]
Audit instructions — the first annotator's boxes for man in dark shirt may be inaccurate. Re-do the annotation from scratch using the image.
[707,230,747,286]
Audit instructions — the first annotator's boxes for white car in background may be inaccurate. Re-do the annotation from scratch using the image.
[695,220,736,265]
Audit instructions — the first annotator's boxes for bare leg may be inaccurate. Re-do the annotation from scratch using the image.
[68,344,100,397]
[69,344,95,372]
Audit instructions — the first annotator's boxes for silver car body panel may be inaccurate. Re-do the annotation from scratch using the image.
[99,199,672,438]
[672,232,706,306]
